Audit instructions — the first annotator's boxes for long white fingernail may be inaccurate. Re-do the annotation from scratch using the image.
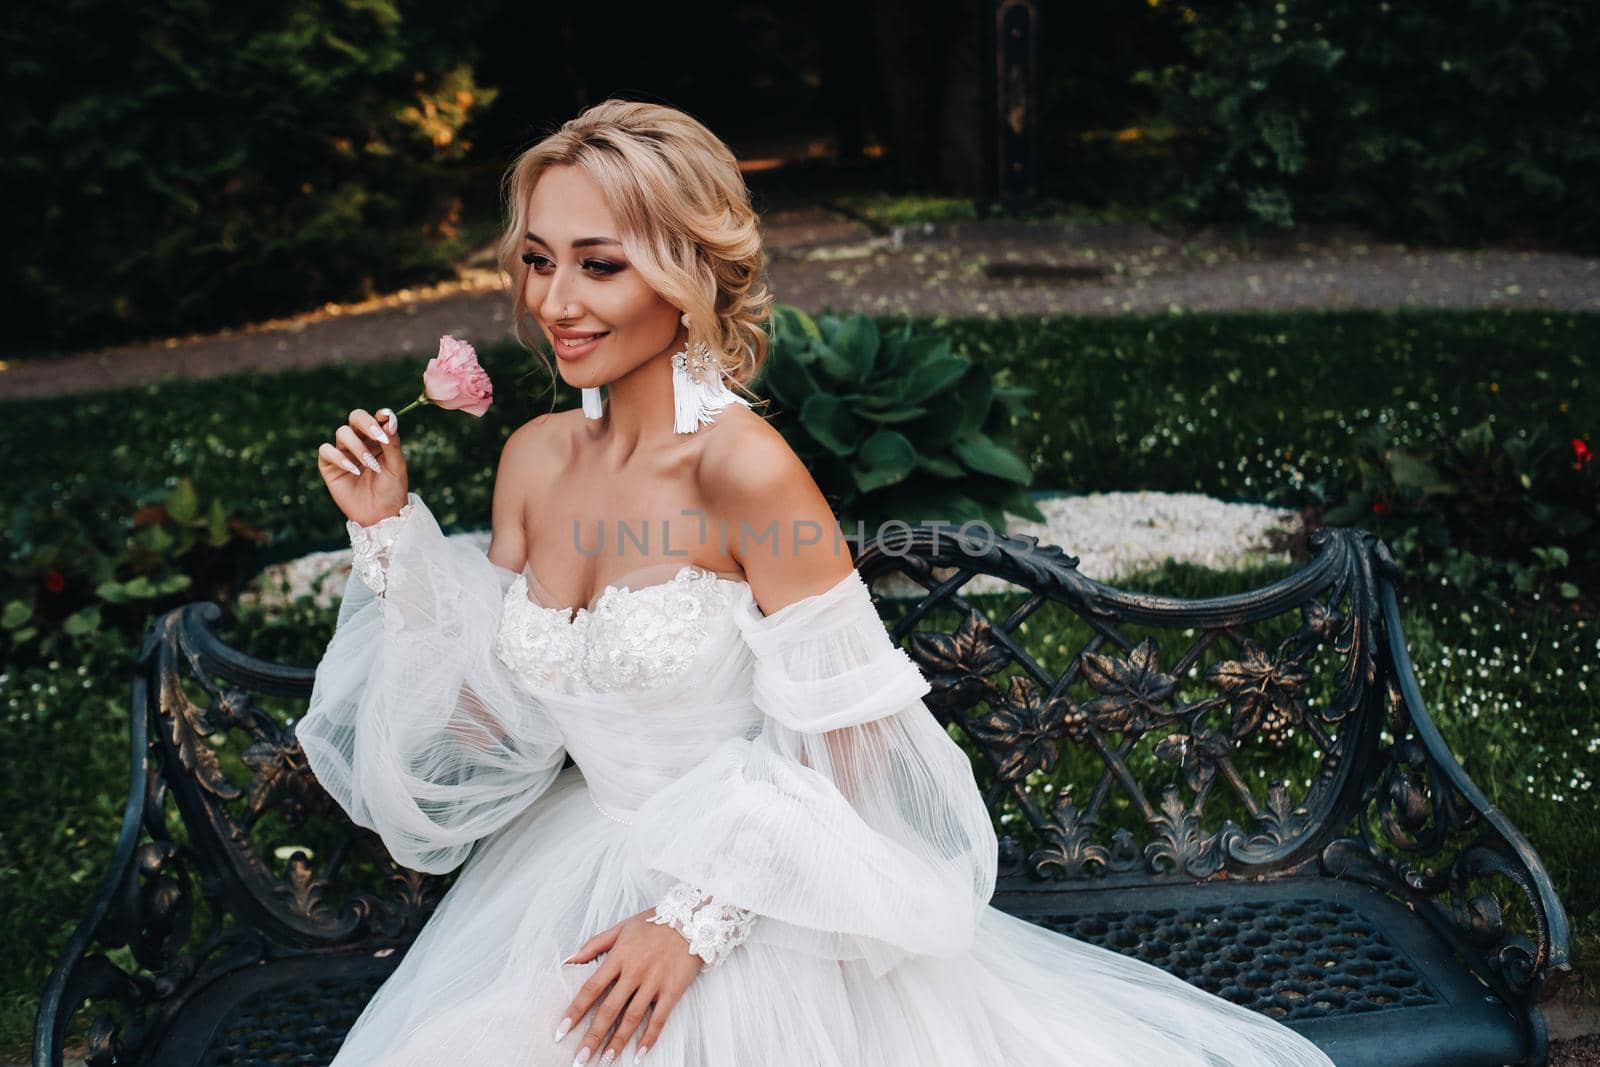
[573,1047,591,1066]
[599,1050,615,1066]
[360,451,381,473]
[367,424,390,445]
[635,1046,649,1064]
[339,458,362,477]
[554,1016,572,1042]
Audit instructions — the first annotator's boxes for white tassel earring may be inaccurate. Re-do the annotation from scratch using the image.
[581,385,604,419]
[672,311,750,434]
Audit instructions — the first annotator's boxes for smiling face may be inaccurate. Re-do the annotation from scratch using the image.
[521,164,685,390]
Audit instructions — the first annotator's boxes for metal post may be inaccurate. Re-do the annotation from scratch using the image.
[992,0,1039,214]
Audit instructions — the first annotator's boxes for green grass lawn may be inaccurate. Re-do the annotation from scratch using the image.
[1,309,1595,1059]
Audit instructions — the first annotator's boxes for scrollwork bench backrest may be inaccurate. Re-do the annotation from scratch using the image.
[850,522,1569,1022]
[852,524,1396,887]
[34,604,457,1067]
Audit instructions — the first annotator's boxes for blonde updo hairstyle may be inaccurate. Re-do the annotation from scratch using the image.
[496,99,773,403]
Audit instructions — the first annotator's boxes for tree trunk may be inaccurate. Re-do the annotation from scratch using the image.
[869,0,986,195]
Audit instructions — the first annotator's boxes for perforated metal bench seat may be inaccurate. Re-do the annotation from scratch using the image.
[117,878,1528,1067]
[141,955,399,1067]
[993,878,1529,1067]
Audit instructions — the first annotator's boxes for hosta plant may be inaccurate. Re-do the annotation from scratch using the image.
[752,306,1045,538]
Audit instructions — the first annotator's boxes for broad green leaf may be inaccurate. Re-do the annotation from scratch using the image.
[167,478,199,523]
[829,314,880,381]
[996,488,1048,523]
[991,384,1037,420]
[123,576,158,598]
[755,350,821,408]
[155,573,192,594]
[953,376,993,439]
[799,395,860,457]
[952,433,1033,485]
[899,333,953,367]
[208,498,230,546]
[851,431,917,492]
[915,454,964,478]
[878,331,909,376]
[62,606,101,637]
[769,304,821,354]
[856,405,928,425]
[2,600,32,629]
[811,341,859,384]
[901,355,971,404]
[136,523,175,553]
[904,392,967,452]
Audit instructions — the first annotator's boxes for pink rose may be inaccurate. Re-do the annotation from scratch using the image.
[420,335,494,417]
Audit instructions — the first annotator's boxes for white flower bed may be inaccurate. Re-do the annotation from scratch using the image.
[1008,490,1303,583]
[238,491,1304,612]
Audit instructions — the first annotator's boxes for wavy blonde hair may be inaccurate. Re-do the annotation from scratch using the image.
[496,99,773,402]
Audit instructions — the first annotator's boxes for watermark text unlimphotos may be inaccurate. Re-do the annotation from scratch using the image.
[563,510,1002,561]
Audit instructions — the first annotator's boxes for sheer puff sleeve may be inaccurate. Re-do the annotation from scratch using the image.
[628,568,998,979]
[295,492,568,876]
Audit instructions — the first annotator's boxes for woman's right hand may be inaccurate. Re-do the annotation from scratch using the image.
[317,407,409,527]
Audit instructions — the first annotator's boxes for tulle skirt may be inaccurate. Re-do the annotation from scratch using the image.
[328,765,1334,1067]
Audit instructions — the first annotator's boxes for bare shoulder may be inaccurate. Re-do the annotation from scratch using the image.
[488,410,574,570]
[696,406,855,613]
[695,404,807,502]
[500,408,577,476]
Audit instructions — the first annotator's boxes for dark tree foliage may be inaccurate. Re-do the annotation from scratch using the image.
[1,0,504,355]
[1129,0,1600,249]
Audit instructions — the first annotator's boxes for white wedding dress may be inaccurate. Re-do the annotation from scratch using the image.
[295,492,1337,1067]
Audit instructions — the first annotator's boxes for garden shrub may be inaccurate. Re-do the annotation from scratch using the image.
[1,0,502,355]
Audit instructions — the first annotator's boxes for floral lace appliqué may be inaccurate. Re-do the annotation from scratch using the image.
[494,565,739,695]
[347,503,415,598]
[647,881,757,971]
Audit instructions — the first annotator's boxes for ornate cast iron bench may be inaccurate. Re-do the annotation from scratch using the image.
[37,524,1570,1066]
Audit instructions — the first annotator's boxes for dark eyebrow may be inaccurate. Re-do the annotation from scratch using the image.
[524,232,622,249]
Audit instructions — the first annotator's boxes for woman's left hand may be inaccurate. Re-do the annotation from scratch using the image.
[555,906,703,1064]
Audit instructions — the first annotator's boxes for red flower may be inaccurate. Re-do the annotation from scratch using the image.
[1371,500,1389,514]
[43,571,66,593]
[1573,437,1593,470]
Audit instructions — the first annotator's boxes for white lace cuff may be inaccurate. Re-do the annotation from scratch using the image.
[647,881,757,971]
[347,503,415,598]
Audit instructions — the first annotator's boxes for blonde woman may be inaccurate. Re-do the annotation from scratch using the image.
[298,99,1337,1067]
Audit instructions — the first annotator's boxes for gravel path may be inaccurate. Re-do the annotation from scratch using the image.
[2,208,1595,401]
[781,217,1600,317]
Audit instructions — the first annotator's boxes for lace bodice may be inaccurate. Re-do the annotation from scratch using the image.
[493,565,746,696]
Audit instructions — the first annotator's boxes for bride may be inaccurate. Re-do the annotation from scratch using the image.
[296,99,1337,1067]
